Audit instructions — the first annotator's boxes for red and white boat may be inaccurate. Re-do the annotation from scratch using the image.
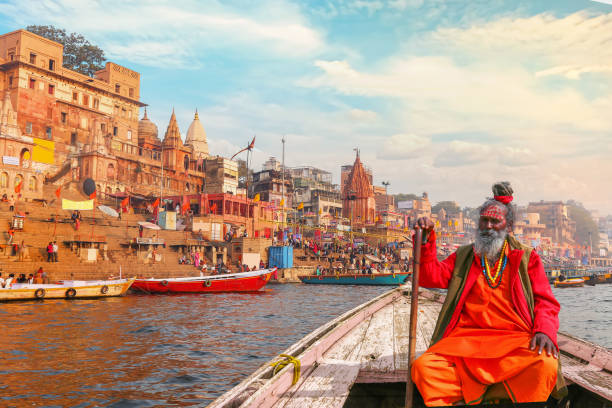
[131,268,276,294]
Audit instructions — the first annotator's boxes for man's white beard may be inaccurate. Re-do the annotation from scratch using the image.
[474,228,507,260]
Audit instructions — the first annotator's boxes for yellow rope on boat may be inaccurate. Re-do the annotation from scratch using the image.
[270,354,301,385]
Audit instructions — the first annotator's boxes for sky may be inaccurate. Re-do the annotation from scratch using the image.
[1,0,611,215]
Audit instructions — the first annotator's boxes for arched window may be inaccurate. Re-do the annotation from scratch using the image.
[184,155,189,170]
[0,172,8,188]
[20,149,31,168]
[186,183,190,192]
[105,186,112,194]
[29,176,37,191]
[107,163,115,179]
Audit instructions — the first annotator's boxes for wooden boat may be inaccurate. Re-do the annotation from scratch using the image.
[0,278,135,301]
[208,286,612,408]
[130,268,275,293]
[554,277,585,288]
[298,272,409,286]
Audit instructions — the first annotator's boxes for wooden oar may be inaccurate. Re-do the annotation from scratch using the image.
[405,227,423,408]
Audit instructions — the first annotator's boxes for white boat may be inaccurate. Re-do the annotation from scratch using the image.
[208,286,612,407]
[0,278,136,301]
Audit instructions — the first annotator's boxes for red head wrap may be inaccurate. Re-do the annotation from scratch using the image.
[494,195,513,205]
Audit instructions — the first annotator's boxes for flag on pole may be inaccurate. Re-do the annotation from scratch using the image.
[280,198,285,207]
[253,193,260,202]
[121,197,129,209]
[210,203,218,214]
[55,186,61,199]
[297,202,304,210]
[89,191,97,200]
[152,197,160,208]
[14,180,22,194]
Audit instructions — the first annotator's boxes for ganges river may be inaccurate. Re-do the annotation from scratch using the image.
[0,283,610,407]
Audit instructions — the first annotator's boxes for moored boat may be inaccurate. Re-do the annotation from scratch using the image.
[554,277,585,288]
[298,272,409,285]
[208,286,612,408]
[0,278,135,301]
[130,268,275,293]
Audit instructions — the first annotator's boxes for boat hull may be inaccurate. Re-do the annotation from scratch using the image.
[554,279,585,288]
[298,272,409,285]
[131,269,274,293]
[0,278,135,301]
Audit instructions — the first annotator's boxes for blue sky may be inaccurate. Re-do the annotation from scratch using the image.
[2,0,611,214]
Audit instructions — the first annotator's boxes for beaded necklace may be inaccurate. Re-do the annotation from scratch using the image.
[481,239,508,289]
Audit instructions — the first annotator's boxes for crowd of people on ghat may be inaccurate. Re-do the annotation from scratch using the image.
[284,234,411,275]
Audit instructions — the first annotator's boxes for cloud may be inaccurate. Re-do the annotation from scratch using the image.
[377,134,431,160]
[3,0,325,67]
[434,141,491,167]
[499,147,538,167]
[347,109,378,122]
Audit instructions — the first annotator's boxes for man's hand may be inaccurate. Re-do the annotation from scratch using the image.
[529,332,558,358]
[415,217,435,232]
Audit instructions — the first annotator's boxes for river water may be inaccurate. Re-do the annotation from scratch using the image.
[0,283,609,407]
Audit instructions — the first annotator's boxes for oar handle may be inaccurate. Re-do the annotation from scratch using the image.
[405,227,423,408]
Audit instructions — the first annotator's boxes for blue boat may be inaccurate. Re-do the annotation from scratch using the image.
[298,272,410,285]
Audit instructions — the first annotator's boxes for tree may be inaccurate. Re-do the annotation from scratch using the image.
[26,25,106,77]
[394,193,419,202]
[567,203,600,250]
[432,201,461,215]
[237,159,253,191]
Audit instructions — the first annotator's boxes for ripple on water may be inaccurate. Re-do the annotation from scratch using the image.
[2,283,607,406]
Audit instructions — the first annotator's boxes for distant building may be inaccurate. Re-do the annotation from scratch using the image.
[204,156,238,195]
[251,164,293,209]
[526,201,576,245]
[0,28,210,199]
[342,151,375,225]
[340,162,372,196]
[289,166,341,226]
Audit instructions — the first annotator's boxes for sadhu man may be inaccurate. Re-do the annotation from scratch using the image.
[411,182,565,406]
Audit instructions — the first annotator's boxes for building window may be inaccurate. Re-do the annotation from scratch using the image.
[70,133,77,145]
[115,83,120,93]
[25,122,32,134]
[46,127,52,140]
[129,88,134,98]
[29,53,36,64]
[101,123,106,133]
[73,92,78,101]
[93,99,99,109]
[113,126,118,136]
[48,84,55,95]
[127,130,132,140]
[0,172,7,188]
[8,76,13,87]
[29,176,37,191]
[48,59,55,71]
[29,78,35,89]
[82,95,89,106]
[8,52,14,61]
[61,112,67,124]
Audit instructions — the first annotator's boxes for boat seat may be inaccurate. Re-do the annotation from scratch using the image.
[274,358,361,408]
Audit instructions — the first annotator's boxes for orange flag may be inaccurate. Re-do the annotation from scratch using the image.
[89,191,97,199]
[55,186,61,198]
[181,201,190,215]
[121,197,129,209]
[14,181,22,194]
[152,197,160,208]
[210,203,218,214]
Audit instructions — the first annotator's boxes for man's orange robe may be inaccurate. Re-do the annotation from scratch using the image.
[412,253,558,406]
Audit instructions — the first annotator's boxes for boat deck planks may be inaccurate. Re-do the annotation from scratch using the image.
[209,287,612,408]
